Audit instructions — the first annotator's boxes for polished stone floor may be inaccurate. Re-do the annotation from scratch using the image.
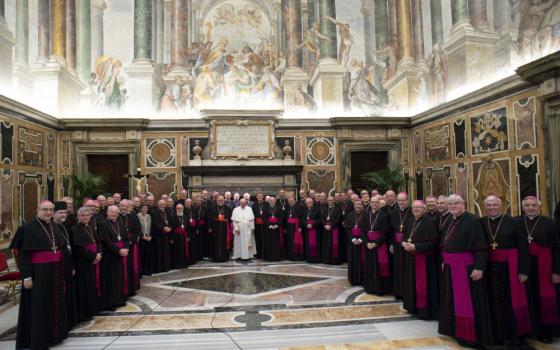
[0,260,558,349]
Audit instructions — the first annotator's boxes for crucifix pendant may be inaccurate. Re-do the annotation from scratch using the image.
[52,246,57,254]
[490,241,498,250]
[117,235,122,241]
[528,235,534,244]
[406,238,412,243]
[399,224,404,231]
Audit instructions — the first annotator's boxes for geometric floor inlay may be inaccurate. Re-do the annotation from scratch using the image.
[165,271,328,295]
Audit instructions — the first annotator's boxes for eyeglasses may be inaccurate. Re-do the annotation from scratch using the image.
[39,208,54,212]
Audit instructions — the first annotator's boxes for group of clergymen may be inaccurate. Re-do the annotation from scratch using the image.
[9,186,560,350]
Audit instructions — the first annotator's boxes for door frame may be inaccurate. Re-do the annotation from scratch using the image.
[73,142,140,197]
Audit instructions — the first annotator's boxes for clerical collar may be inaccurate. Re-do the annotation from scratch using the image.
[37,217,51,225]
[489,214,502,220]
[400,207,408,212]
[453,211,465,220]
[415,214,425,221]
[526,214,539,220]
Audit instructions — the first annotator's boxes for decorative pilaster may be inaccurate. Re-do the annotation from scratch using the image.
[156,0,164,64]
[91,0,106,67]
[66,0,77,70]
[430,0,443,45]
[134,0,152,61]
[281,0,308,109]
[411,0,424,63]
[76,0,91,83]
[451,0,471,31]
[13,0,32,97]
[318,0,337,60]
[169,0,188,71]
[361,1,375,65]
[396,0,413,67]
[52,0,67,61]
[469,0,489,30]
[37,0,51,62]
[374,0,389,50]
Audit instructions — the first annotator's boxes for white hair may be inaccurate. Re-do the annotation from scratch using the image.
[77,207,91,215]
[483,195,502,205]
[521,196,541,207]
[446,194,465,205]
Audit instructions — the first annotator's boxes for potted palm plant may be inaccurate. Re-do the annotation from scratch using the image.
[70,172,105,206]
[361,166,413,193]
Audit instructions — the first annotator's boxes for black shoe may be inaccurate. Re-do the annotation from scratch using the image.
[457,340,477,348]
[537,337,553,344]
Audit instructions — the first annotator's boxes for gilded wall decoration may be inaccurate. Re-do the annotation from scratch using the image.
[427,166,451,197]
[18,172,43,224]
[455,163,468,199]
[146,138,176,168]
[18,127,43,167]
[413,131,422,164]
[306,170,336,194]
[146,172,177,200]
[1,169,14,241]
[424,124,451,162]
[516,154,539,213]
[1,121,13,164]
[473,160,511,216]
[61,138,70,170]
[453,119,466,158]
[471,107,509,155]
[47,133,56,170]
[513,97,537,150]
[306,137,336,166]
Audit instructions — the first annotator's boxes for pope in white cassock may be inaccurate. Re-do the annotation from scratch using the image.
[231,199,256,260]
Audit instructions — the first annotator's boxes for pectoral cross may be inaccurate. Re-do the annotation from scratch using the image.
[399,224,404,232]
[528,235,534,244]
[490,241,498,250]
[52,245,57,254]
[406,237,412,243]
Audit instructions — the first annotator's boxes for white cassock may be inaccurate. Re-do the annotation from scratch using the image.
[231,206,256,260]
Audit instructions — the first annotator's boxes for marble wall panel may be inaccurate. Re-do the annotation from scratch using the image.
[413,131,422,164]
[513,97,537,150]
[306,170,336,194]
[18,172,43,224]
[146,138,177,168]
[424,124,451,162]
[453,119,466,158]
[181,136,189,166]
[455,163,468,199]
[427,166,451,196]
[0,169,14,241]
[146,172,177,199]
[516,154,539,213]
[18,126,44,167]
[471,107,508,155]
[473,159,511,216]
[306,137,336,166]
[47,132,56,170]
[1,121,13,164]
[415,168,424,199]
[61,137,70,170]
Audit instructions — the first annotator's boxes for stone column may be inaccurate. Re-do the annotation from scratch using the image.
[15,0,28,64]
[134,0,152,60]
[13,0,32,97]
[169,0,188,71]
[51,0,67,61]
[66,0,77,70]
[469,0,489,30]
[91,0,106,68]
[151,0,157,61]
[362,1,375,66]
[493,0,512,33]
[430,0,443,45]
[307,0,316,27]
[318,0,337,60]
[411,0,424,63]
[374,0,389,50]
[37,0,51,62]
[396,0,413,66]
[451,0,471,30]
[281,0,308,109]
[156,0,164,64]
[0,0,14,95]
[388,0,398,45]
[77,0,91,83]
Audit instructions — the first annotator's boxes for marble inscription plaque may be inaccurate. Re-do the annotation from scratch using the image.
[215,125,270,157]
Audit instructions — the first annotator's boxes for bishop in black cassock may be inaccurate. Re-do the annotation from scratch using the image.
[207,197,233,262]
[301,199,322,263]
[363,198,392,295]
[345,201,367,285]
[264,196,285,262]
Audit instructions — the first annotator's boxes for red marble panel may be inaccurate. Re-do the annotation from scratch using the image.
[0,169,14,242]
[147,173,177,200]
[306,170,336,194]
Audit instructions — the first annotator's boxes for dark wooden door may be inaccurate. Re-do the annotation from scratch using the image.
[351,151,388,193]
[87,154,129,198]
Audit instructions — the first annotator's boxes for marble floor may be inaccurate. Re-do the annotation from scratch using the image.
[0,260,558,349]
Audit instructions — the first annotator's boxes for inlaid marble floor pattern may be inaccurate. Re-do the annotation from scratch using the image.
[1,260,558,349]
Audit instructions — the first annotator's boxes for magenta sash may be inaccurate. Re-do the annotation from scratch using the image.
[31,250,62,264]
[85,243,101,297]
[489,248,531,333]
[288,218,303,254]
[351,227,364,264]
[441,252,476,342]
[414,252,428,309]
[189,218,196,228]
[529,243,560,325]
[173,227,189,258]
[330,226,340,259]
[306,219,318,257]
[268,217,283,249]
[197,219,206,226]
[115,242,128,295]
[394,231,404,244]
[367,231,390,277]
[133,245,140,286]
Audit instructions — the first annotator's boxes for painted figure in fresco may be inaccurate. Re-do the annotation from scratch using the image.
[348,59,383,114]
[292,84,317,112]
[327,17,353,67]
[92,57,127,111]
[514,0,559,61]
[298,22,331,61]
[159,76,192,113]
[374,39,398,83]
[426,44,448,106]
[253,66,282,105]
